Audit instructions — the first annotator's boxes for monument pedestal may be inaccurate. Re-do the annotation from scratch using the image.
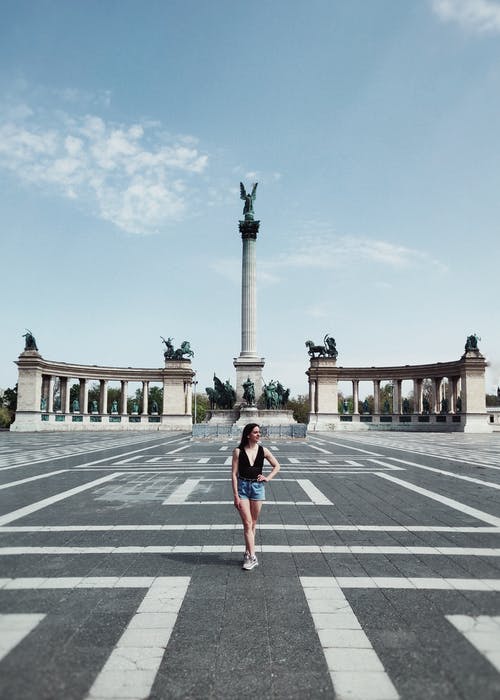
[233,356,265,404]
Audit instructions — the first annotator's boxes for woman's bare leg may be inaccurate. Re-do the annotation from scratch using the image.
[250,500,263,551]
[237,499,255,555]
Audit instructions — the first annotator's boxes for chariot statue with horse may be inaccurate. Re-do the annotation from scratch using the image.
[161,336,194,360]
[305,334,338,359]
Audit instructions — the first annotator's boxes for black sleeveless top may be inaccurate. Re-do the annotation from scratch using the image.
[238,445,264,480]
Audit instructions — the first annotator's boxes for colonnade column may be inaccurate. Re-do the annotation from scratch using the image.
[61,377,70,414]
[352,380,359,415]
[392,379,402,415]
[80,379,89,414]
[100,380,108,414]
[449,377,458,413]
[41,376,50,408]
[121,381,128,415]
[413,378,423,414]
[309,380,317,414]
[373,380,380,414]
[48,377,55,412]
[142,381,149,416]
[432,378,442,413]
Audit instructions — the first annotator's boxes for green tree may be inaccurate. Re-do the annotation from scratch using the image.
[88,382,100,408]
[337,393,353,413]
[0,406,12,429]
[106,387,121,412]
[1,386,17,411]
[287,394,309,423]
[69,383,80,406]
[0,385,17,427]
[193,393,209,423]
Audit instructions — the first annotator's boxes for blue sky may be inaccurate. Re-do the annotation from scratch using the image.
[1,0,499,399]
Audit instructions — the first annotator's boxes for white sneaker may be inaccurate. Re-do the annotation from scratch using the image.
[242,555,258,571]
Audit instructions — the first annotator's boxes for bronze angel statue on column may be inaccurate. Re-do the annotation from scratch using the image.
[240,182,258,220]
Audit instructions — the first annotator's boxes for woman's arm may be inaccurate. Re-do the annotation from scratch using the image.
[257,448,280,482]
[231,448,241,508]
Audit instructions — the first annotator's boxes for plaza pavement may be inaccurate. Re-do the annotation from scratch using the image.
[0,429,499,699]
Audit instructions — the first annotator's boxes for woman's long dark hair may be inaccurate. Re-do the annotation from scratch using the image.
[238,423,260,449]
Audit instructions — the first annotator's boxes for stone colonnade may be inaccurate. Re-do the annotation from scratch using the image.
[307,349,491,433]
[12,351,194,431]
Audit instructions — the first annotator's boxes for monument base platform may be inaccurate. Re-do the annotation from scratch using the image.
[10,412,192,432]
[206,407,296,427]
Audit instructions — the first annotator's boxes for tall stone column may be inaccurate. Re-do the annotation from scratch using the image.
[233,194,265,402]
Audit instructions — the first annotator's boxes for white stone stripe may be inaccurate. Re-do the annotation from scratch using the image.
[0,470,67,490]
[0,473,123,527]
[375,472,500,527]
[0,434,172,472]
[1,524,497,533]
[327,437,500,471]
[384,457,500,490]
[85,577,190,700]
[334,578,500,591]
[115,456,142,464]
[80,437,187,468]
[297,479,333,505]
[1,576,499,592]
[0,614,46,661]
[78,468,402,475]
[345,460,363,466]
[165,444,190,454]
[300,576,399,700]
[446,615,500,672]
[0,545,498,556]
[162,479,201,504]
[198,458,210,463]
[224,456,232,465]
[289,458,300,463]
[308,444,332,454]
[156,500,314,505]
[0,576,180,589]
[327,441,381,456]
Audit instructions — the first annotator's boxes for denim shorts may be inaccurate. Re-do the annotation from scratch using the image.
[238,478,265,501]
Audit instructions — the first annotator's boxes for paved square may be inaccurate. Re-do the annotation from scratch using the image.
[0,430,499,699]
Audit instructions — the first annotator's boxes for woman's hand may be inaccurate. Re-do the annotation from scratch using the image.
[233,495,241,510]
[257,474,268,482]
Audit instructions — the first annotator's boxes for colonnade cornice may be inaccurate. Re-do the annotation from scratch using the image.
[337,361,463,381]
[309,356,485,382]
[15,353,194,382]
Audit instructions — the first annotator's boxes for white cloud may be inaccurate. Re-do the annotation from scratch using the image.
[431,0,500,33]
[271,234,448,273]
[0,107,209,234]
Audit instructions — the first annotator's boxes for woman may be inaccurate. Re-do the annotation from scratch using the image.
[231,423,280,570]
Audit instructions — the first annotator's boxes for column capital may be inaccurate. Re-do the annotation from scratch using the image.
[239,220,260,240]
